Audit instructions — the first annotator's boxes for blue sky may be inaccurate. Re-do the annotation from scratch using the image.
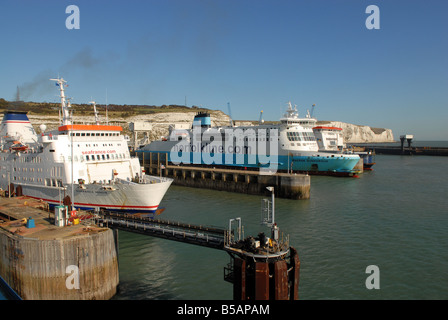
[1,0,447,140]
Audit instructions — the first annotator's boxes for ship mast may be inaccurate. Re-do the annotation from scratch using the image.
[50,77,71,126]
[50,77,75,211]
[90,101,100,125]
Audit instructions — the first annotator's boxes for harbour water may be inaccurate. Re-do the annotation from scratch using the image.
[113,150,448,300]
[0,284,7,300]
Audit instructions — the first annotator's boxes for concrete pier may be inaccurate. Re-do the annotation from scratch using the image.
[353,158,364,172]
[136,151,311,200]
[0,196,119,300]
[353,144,448,156]
[167,166,310,199]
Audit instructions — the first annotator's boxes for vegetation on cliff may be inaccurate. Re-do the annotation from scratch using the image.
[0,98,394,143]
[0,98,211,118]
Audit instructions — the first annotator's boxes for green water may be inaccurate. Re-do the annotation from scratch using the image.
[113,154,448,300]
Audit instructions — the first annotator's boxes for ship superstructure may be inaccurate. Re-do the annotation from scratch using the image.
[0,78,173,213]
[313,126,345,152]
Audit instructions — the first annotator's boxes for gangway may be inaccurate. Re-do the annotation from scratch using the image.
[96,211,227,250]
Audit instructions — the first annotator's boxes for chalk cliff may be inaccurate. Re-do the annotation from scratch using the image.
[317,121,395,143]
[28,112,394,145]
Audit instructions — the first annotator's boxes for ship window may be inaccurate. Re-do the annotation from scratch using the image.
[76,133,80,136]
[81,133,85,136]
[86,155,90,161]
[102,155,105,160]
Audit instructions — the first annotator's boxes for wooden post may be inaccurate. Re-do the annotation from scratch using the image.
[273,260,288,300]
[290,247,300,300]
[233,258,246,300]
[254,262,269,300]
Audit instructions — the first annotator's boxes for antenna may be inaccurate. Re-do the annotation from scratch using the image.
[227,102,234,127]
[105,88,108,125]
[90,100,100,125]
[259,110,264,124]
[310,104,316,118]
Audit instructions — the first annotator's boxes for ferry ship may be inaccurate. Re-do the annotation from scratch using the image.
[0,78,173,213]
[137,102,360,175]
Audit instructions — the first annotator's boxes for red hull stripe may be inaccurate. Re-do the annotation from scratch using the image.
[26,195,158,209]
[58,124,123,132]
[312,126,343,130]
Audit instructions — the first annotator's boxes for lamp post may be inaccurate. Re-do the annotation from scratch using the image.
[266,186,279,241]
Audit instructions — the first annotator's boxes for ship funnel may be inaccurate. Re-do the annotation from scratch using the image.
[192,112,211,129]
[0,111,38,144]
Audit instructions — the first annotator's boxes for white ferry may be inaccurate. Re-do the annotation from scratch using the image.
[138,102,360,175]
[0,78,173,213]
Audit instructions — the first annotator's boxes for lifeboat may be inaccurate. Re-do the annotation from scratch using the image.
[11,141,28,152]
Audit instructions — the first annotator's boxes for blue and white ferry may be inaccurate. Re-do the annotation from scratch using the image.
[138,102,360,175]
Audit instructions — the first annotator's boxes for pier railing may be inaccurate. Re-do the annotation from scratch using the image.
[96,211,227,250]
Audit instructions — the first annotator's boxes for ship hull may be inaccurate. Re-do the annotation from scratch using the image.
[1,176,172,213]
[138,147,360,173]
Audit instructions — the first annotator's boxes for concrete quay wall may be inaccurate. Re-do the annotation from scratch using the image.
[0,227,119,300]
[164,166,310,200]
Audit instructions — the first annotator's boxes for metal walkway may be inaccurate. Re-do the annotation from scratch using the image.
[96,211,227,250]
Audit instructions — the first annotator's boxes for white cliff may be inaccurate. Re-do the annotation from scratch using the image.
[28,111,394,145]
[317,121,394,143]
